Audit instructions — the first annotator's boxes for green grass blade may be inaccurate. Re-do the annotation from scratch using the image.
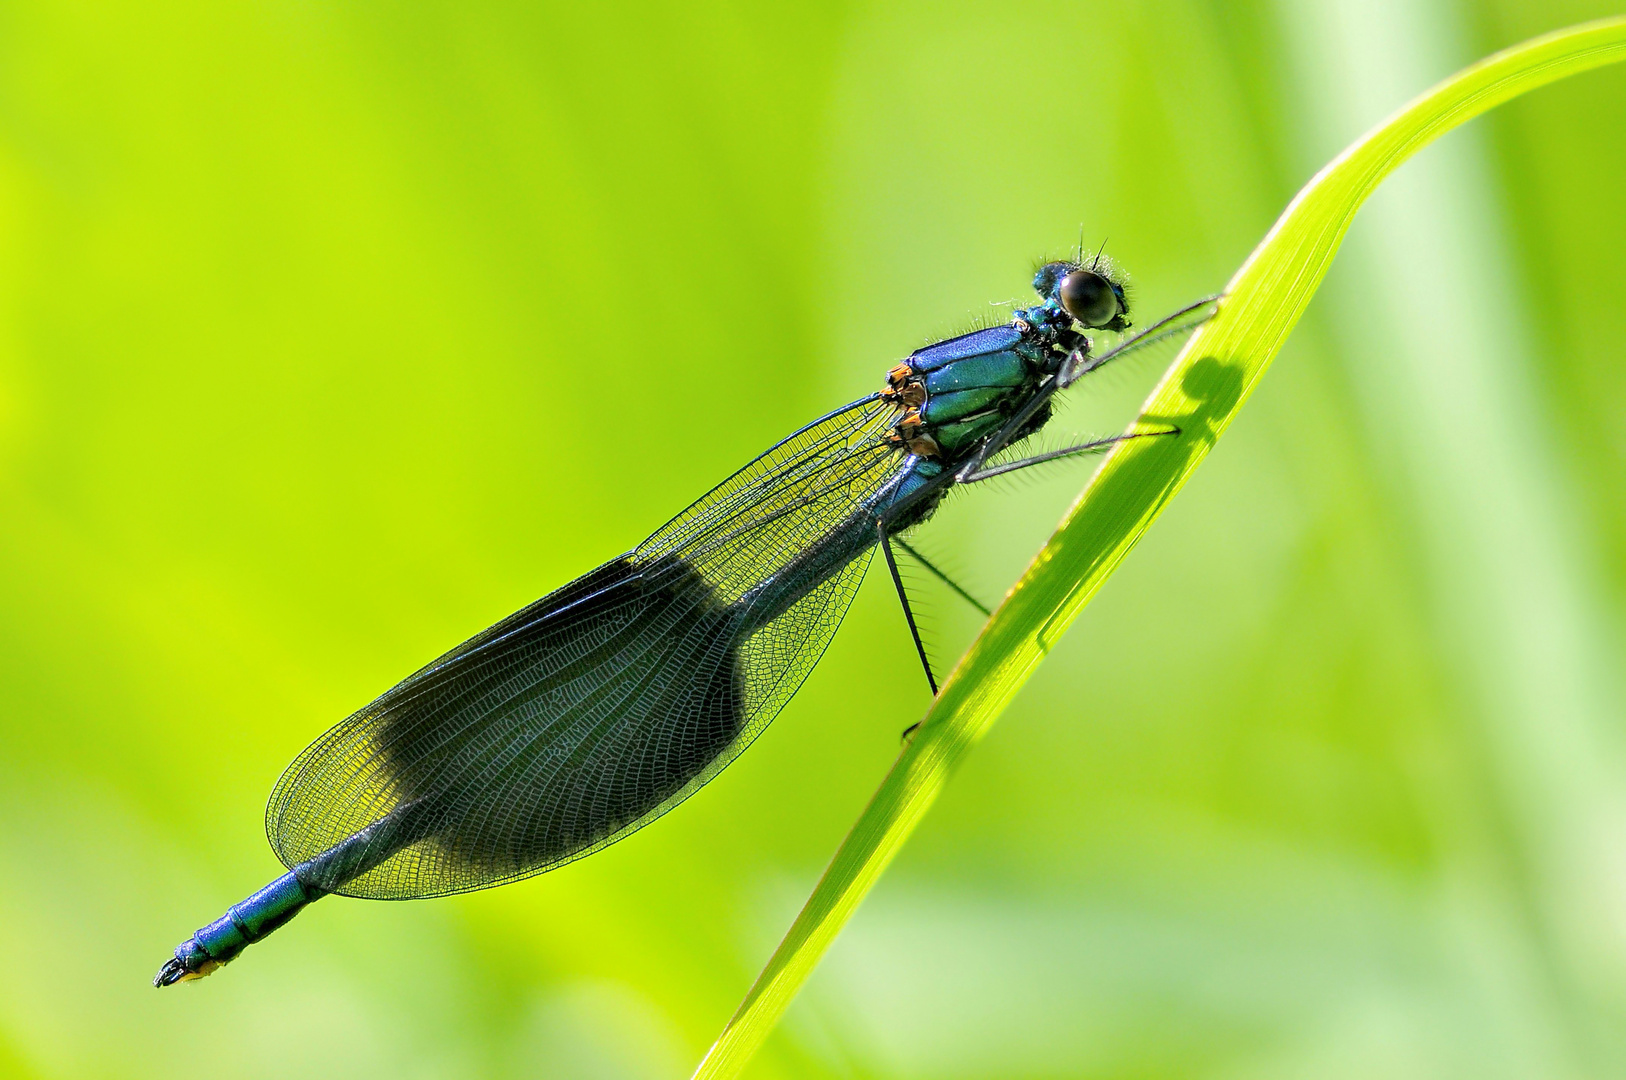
[691,17,1626,1080]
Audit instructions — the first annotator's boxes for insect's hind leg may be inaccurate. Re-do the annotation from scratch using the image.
[878,519,938,697]
[892,537,991,617]
[958,428,1180,485]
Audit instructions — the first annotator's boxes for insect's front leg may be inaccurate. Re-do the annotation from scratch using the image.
[1053,328,1093,385]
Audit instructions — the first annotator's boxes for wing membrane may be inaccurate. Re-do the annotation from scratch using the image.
[266,395,902,898]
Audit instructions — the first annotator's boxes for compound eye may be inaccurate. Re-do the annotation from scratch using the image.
[1058,270,1120,327]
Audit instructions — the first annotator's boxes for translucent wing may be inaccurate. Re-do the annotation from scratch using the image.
[266,395,903,898]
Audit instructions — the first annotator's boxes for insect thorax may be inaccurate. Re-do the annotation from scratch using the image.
[881,302,1084,462]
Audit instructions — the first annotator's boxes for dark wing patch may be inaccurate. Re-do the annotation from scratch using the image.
[266,397,900,898]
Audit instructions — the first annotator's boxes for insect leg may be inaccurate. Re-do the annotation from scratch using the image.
[959,429,1180,484]
[954,374,1062,481]
[878,518,938,696]
[1058,295,1221,388]
[892,536,991,617]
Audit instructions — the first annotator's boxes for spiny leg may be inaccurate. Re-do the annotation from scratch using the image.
[954,374,1062,481]
[878,519,937,697]
[1058,295,1221,388]
[959,429,1180,485]
[892,537,991,617]
[885,532,995,744]
[954,298,1220,485]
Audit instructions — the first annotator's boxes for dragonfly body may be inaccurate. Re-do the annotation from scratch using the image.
[157,254,1206,987]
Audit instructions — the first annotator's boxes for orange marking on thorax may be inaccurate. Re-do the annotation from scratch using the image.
[881,362,941,458]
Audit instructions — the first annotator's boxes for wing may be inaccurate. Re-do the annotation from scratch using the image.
[266,394,903,899]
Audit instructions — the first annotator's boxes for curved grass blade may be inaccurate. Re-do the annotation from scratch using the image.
[691,17,1626,1079]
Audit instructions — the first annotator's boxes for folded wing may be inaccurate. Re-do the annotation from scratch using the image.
[266,396,901,898]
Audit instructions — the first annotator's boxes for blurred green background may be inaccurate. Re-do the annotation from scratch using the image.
[3,1,1625,1077]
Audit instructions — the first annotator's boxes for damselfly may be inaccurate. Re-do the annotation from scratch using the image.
[155,253,1216,986]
